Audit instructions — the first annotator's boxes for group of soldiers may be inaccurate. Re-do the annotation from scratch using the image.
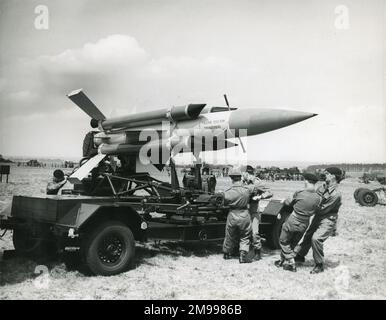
[182,167,217,193]
[256,171,305,182]
[221,166,343,274]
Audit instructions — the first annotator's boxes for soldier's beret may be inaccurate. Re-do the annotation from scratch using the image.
[246,165,254,174]
[53,169,64,179]
[325,167,343,181]
[302,172,319,184]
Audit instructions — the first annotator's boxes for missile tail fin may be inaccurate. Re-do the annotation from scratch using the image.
[67,89,106,121]
[67,153,106,184]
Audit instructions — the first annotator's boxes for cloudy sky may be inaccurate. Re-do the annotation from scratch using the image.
[0,0,384,163]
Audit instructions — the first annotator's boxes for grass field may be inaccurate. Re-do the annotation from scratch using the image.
[0,166,385,299]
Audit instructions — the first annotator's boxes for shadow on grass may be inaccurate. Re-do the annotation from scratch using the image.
[0,241,226,282]
[294,257,340,271]
[0,249,90,285]
[0,240,299,283]
[134,240,282,264]
[135,240,223,261]
[0,252,67,286]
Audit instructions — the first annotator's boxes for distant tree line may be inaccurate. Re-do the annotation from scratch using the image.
[16,159,75,168]
[0,154,13,163]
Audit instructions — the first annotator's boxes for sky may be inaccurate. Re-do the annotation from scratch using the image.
[0,0,385,163]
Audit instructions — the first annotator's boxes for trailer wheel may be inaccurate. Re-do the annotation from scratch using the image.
[354,188,367,201]
[357,189,378,207]
[267,212,290,249]
[81,221,135,276]
[13,227,57,258]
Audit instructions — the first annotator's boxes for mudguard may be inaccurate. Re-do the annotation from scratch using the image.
[57,203,104,228]
[56,202,143,231]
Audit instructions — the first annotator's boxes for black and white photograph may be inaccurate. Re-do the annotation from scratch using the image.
[0,0,385,302]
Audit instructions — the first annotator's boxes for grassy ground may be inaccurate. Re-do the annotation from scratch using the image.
[0,166,385,299]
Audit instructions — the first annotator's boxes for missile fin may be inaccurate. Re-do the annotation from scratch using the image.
[67,89,106,121]
[67,153,106,184]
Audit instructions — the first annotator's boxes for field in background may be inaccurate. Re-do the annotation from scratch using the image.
[0,166,385,299]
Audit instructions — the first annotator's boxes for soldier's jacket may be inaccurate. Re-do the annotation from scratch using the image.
[201,175,209,184]
[248,178,273,199]
[223,181,251,210]
[284,189,321,222]
[243,177,273,214]
[315,183,342,219]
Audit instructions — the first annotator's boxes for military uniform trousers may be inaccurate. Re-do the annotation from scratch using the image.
[223,209,252,253]
[295,215,337,265]
[279,214,309,261]
[251,212,262,250]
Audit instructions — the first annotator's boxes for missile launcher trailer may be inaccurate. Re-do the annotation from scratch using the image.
[0,170,291,276]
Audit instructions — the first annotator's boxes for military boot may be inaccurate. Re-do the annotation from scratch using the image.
[294,254,305,263]
[274,259,284,268]
[252,248,261,261]
[283,263,297,272]
[239,250,251,263]
[310,264,324,274]
[223,253,232,260]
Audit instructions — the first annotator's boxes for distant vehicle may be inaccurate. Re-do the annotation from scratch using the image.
[26,159,42,167]
[359,172,386,185]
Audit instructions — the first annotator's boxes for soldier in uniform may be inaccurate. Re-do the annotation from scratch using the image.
[242,166,273,261]
[182,168,196,190]
[201,167,210,193]
[294,167,343,274]
[274,173,321,272]
[46,169,67,195]
[222,167,253,263]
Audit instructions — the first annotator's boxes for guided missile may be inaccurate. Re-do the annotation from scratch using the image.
[67,89,317,158]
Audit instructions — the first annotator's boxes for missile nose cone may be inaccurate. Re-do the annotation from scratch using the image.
[228,108,317,136]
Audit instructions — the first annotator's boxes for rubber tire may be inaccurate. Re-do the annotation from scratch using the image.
[81,221,135,276]
[13,227,57,258]
[267,212,290,250]
[357,189,378,207]
[354,188,367,201]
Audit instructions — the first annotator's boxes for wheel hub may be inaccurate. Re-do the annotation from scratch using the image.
[98,236,124,264]
[364,194,374,203]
